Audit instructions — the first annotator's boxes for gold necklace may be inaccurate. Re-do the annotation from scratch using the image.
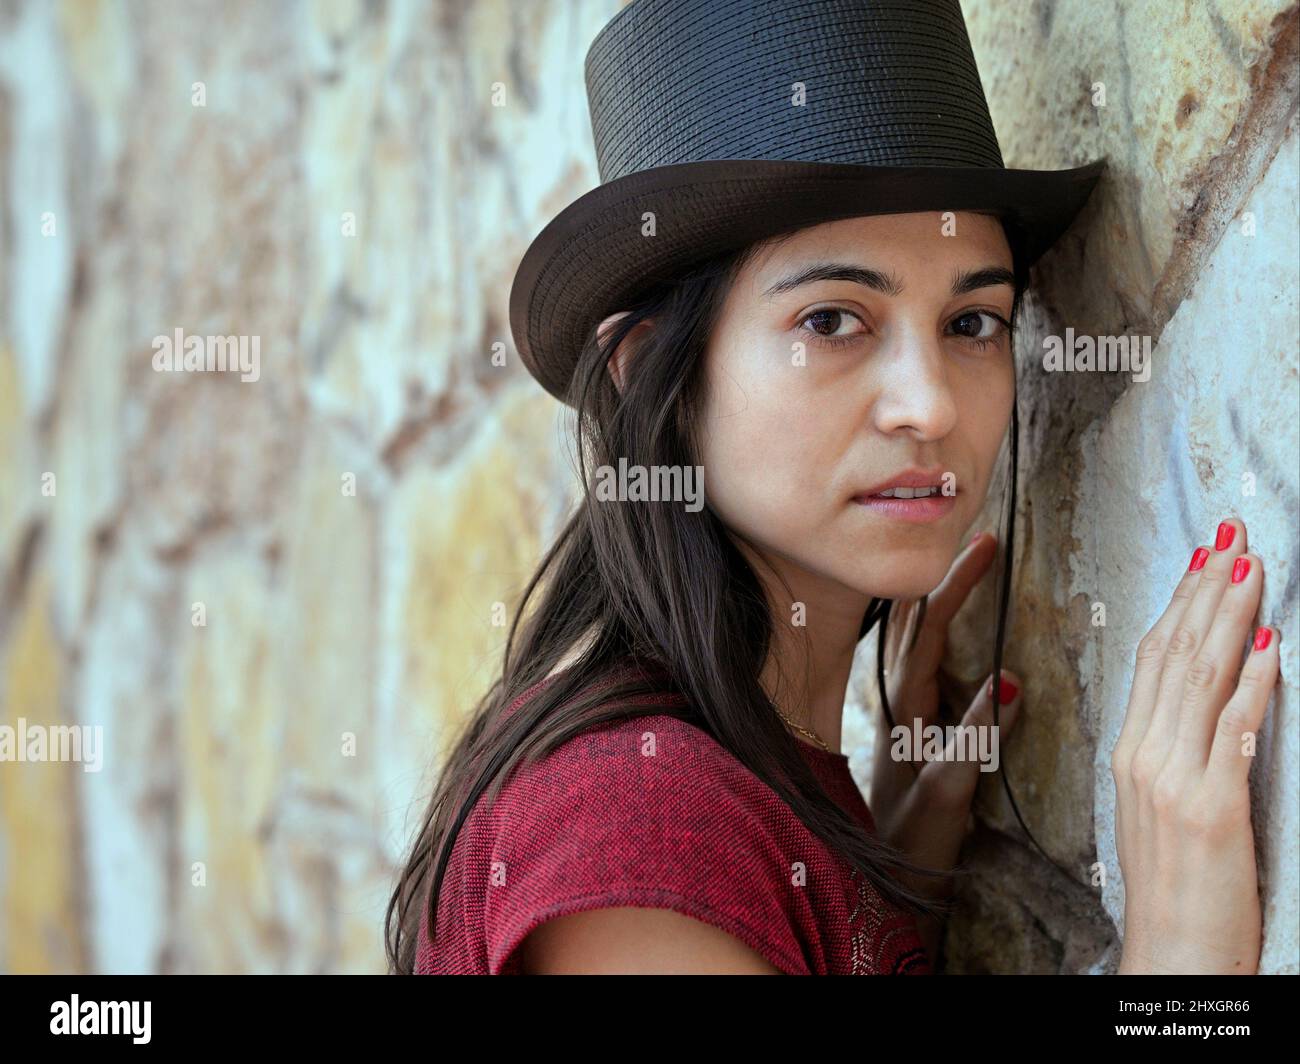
[774,706,832,752]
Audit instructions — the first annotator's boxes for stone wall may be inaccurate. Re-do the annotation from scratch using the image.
[853,0,1299,974]
[0,0,1295,973]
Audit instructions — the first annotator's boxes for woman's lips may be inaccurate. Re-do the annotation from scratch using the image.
[851,491,957,524]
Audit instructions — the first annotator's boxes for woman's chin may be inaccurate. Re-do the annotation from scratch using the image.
[834,566,948,603]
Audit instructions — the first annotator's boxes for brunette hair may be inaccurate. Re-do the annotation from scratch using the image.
[385,213,1034,974]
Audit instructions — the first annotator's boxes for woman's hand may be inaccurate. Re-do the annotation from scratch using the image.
[869,532,1023,923]
[1111,517,1279,974]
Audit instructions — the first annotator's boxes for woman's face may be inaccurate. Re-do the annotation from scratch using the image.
[696,211,1016,605]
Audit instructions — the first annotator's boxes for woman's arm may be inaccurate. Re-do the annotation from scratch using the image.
[519,907,784,974]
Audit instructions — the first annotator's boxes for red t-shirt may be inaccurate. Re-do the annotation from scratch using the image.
[414,666,932,974]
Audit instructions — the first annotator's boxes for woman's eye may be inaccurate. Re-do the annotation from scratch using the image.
[949,310,1009,345]
[797,307,865,345]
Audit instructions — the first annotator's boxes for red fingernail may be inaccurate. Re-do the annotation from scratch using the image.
[1231,557,1250,583]
[1253,626,1272,651]
[970,532,982,545]
[1215,521,1235,551]
[988,674,1018,704]
[1188,547,1209,572]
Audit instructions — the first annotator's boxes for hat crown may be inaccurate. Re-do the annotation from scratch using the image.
[584,0,1005,184]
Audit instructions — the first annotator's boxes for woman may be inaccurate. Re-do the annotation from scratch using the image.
[386,0,1280,974]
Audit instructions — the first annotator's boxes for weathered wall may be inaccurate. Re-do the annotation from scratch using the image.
[0,0,592,974]
[852,0,1299,973]
[0,0,1295,973]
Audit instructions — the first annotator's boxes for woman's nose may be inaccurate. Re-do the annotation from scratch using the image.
[869,333,959,440]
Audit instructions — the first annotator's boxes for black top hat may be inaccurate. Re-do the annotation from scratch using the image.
[509,0,1106,404]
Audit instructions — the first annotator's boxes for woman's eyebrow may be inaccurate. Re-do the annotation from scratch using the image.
[762,262,1014,299]
[762,262,903,298]
[951,266,1016,295]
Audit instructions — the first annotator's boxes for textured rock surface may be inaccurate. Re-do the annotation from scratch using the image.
[0,0,1295,973]
[854,1,1299,973]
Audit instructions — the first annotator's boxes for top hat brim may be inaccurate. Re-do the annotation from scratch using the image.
[509,157,1105,404]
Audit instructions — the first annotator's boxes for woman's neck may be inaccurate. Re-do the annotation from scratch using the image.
[741,543,870,756]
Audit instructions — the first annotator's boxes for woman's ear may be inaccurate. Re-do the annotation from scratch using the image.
[596,311,652,394]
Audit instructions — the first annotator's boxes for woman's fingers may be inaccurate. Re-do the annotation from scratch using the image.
[1114,547,1203,760]
[883,534,995,716]
[1138,519,1249,761]
[913,532,996,661]
[1207,624,1280,789]
[919,668,1022,811]
[929,532,996,627]
[1171,550,1265,772]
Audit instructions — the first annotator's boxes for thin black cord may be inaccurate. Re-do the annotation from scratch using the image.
[991,389,1072,879]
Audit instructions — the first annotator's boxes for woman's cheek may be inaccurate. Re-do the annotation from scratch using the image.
[705,437,826,547]
[699,349,840,541]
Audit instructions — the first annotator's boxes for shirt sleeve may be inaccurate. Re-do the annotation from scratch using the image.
[478,714,813,974]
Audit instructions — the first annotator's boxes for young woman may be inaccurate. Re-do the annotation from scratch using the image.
[385,0,1280,974]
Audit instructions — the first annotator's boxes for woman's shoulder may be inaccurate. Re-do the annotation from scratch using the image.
[489,697,803,852]
[462,667,825,973]
[488,669,804,836]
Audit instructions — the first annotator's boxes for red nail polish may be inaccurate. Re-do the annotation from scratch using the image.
[1215,521,1235,551]
[1188,547,1209,572]
[1231,557,1250,583]
[1253,626,1272,651]
[988,675,1018,704]
[970,532,982,545]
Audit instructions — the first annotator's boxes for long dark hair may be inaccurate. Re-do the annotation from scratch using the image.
[386,213,1034,974]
